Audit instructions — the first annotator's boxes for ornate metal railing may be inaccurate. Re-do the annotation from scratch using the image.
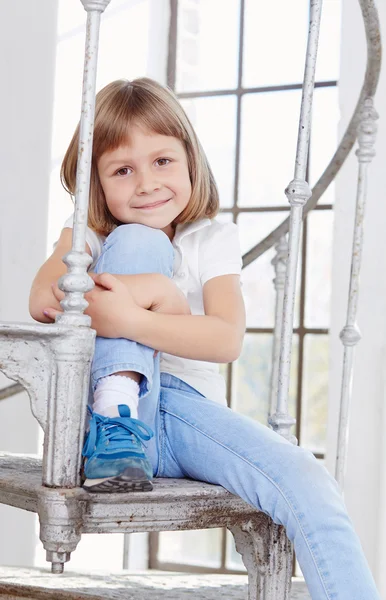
[243,0,381,268]
[261,0,381,490]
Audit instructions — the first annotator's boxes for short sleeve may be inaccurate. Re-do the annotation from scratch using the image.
[199,221,242,286]
[55,213,104,270]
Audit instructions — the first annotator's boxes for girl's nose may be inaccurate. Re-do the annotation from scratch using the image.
[136,170,161,195]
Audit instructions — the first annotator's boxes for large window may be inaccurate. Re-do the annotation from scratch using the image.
[150,0,341,574]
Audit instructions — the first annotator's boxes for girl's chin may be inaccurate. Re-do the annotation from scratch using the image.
[122,215,175,230]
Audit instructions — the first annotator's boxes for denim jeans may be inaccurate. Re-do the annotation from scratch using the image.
[91,223,380,600]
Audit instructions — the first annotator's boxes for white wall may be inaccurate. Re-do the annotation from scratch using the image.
[0,0,169,571]
[326,0,386,594]
[0,0,58,566]
[46,0,170,255]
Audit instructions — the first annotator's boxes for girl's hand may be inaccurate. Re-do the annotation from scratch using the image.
[42,283,65,320]
[43,273,158,357]
[87,272,142,338]
[44,274,143,340]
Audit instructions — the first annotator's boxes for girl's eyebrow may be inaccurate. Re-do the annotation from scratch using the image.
[104,148,179,169]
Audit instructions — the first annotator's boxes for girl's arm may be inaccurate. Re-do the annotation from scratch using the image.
[130,275,245,363]
[78,273,245,363]
[30,229,190,323]
[29,228,76,323]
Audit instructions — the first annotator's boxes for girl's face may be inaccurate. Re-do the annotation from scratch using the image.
[97,125,192,240]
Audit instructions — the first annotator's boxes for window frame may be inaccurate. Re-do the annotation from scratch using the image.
[146,0,337,574]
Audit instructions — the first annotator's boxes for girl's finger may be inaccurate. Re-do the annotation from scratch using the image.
[89,272,116,291]
[51,282,65,302]
[43,308,62,320]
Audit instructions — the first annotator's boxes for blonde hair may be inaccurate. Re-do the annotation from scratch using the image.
[61,78,220,235]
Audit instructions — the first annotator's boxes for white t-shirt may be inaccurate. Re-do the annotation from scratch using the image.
[61,215,243,405]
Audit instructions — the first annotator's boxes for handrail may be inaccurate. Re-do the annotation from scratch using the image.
[242,0,381,269]
[0,383,23,401]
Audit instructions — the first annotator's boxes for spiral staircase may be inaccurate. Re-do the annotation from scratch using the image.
[0,0,382,598]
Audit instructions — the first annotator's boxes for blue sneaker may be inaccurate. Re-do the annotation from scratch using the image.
[82,405,154,493]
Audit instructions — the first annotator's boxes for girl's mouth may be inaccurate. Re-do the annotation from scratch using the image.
[134,198,171,210]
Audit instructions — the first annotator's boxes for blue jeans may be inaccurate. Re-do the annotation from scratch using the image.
[91,224,380,600]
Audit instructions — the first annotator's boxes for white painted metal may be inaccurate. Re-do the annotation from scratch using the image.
[0,322,95,573]
[268,237,297,444]
[0,453,292,599]
[335,98,379,488]
[0,323,70,430]
[0,382,23,401]
[44,0,112,572]
[269,237,288,418]
[56,0,112,327]
[270,0,322,442]
[230,520,292,599]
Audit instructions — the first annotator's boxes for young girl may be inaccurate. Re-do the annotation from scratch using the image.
[29,78,380,599]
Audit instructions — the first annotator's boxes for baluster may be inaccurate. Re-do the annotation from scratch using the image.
[41,1,111,573]
[268,236,297,443]
[271,0,323,442]
[56,0,112,327]
[336,98,378,488]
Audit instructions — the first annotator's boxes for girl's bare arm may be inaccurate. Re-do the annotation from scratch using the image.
[29,228,75,323]
[79,273,245,363]
[30,228,190,323]
[125,275,245,363]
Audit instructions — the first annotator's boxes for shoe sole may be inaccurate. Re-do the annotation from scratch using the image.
[83,467,153,493]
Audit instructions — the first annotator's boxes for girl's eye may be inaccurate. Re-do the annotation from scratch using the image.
[115,167,132,176]
[156,158,171,167]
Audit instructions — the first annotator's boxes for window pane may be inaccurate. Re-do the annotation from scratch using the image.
[238,90,301,207]
[233,333,298,424]
[243,0,308,88]
[315,0,341,81]
[158,529,222,568]
[305,211,333,328]
[238,212,289,254]
[239,209,282,330]
[242,249,278,329]
[226,529,246,571]
[238,213,301,329]
[309,86,340,205]
[301,334,329,452]
[181,96,237,208]
[176,0,240,93]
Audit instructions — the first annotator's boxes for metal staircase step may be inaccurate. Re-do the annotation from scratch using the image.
[0,567,310,599]
[0,454,259,534]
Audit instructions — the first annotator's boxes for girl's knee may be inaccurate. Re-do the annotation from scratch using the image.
[107,224,171,249]
[99,224,174,276]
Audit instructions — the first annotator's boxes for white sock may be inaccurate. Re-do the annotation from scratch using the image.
[93,375,140,418]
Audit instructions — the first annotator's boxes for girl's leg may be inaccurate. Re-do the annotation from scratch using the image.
[83,224,174,492]
[91,223,174,396]
[157,375,380,600]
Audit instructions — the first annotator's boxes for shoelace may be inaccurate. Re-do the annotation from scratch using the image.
[83,410,154,458]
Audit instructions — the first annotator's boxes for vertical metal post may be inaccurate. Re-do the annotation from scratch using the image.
[40,0,111,574]
[269,0,323,441]
[56,0,112,327]
[335,98,378,488]
[269,237,297,443]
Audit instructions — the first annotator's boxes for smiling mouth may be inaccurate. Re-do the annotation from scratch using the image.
[134,198,171,210]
